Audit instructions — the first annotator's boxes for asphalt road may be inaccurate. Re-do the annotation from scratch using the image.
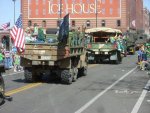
[0,55,150,113]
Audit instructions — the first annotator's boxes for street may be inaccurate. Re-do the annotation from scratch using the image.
[0,55,150,113]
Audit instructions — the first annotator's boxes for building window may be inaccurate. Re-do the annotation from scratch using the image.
[117,20,121,27]
[29,0,31,4]
[86,20,90,27]
[110,8,113,15]
[102,8,105,15]
[36,9,38,15]
[28,20,32,27]
[43,0,46,4]
[29,9,31,16]
[101,20,105,27]
[72,20,75,27]
[42,20,46,27]
[102,0,105,4]
[110,0,113,4]
[36,0,38,5]
[118,8,120,16]
[43,9,46,15]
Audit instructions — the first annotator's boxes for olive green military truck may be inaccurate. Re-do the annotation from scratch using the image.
[20,28,87,84]
[85,27,122,64]
[123,30,137,54]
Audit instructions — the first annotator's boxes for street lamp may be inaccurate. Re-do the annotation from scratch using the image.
[12,0,16,24]
[95,0,98,27]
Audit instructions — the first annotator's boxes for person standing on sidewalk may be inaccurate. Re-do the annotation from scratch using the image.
[13,54,20,72]
[0,51,4,64]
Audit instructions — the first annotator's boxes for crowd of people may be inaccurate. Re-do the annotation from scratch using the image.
[137,43,150,91]
[0,45,22,72]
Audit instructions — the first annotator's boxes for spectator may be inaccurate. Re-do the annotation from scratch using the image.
[0,50,4,64]
[14,54,20,72]
[139,44,150,71]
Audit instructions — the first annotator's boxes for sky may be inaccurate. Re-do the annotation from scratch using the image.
[0,0,150,27]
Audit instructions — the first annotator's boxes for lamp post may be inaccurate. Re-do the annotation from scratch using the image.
[95,0,98,27]
[12,0,16,24]
[58,0,62,27]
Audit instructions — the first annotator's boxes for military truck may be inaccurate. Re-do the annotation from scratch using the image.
[0,64,5,105]
[85,27,122,64]
[123,30,137,55]
[124,30,148,54]
[20,28,87,84]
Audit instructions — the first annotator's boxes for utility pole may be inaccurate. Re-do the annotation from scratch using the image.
[59,0,62,26]
[12,0,16,24]
[95,0,98,27]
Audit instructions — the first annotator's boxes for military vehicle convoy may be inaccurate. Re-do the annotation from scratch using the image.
[85,27,122,64]
[21,27,88,84]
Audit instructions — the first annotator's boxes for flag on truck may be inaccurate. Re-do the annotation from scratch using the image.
[1,22,10,30]
[58,13,69,42]
[10,14,25,51]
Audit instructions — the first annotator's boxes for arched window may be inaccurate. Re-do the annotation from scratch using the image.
[72,20,75,27]
[117,20,121,27]
[42,20,46,27]
[86,20,90,27]
[101,20,105,27]
[28,20,32,27]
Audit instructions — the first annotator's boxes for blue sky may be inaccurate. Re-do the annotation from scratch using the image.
[0,0,150,27]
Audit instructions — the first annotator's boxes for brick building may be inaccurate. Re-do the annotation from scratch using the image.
[21,0,144,33]
[143,8,150,34]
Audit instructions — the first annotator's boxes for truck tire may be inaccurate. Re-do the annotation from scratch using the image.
[79,66,87,76]
[61,70,73,84]
[24,69,33,82]
[24,68,39,82]
[0,74,5,105]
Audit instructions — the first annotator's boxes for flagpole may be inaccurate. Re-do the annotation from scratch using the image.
[59,0,62,27]
[12,0,16,24]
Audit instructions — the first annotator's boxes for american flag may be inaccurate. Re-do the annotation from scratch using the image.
[10,15,25,50]
[1,22,10,30]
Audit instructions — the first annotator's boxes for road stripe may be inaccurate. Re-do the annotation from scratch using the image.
[75,66,137,113]
[5,83,42,96]
[131,80,150,113]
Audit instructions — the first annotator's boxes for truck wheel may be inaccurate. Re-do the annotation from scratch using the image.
[0,74,5,105]
[79,66,87,76]
[61,70,73,84]
[24,69,33,82]
[24,68,39,82]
